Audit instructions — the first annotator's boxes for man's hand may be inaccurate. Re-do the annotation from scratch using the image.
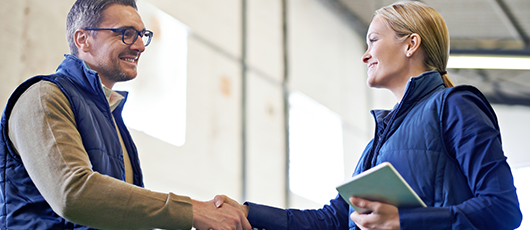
[213,195,249,217]
[349,196,400,230]
[192,199,251,230]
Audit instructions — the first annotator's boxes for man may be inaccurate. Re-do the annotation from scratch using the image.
[0,0,251,229]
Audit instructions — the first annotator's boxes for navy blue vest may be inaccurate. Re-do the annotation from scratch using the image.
[348,71,509,229]
[0,55,144,229]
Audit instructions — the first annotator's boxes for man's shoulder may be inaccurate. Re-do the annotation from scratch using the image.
[26,80,65,98]
[16,80,70,111]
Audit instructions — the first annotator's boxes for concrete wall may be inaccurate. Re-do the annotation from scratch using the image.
[1,0,528,213]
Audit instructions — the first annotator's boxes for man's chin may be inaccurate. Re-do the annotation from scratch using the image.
[113,71,137,83]
[120,75,137,82]
[121,68,138,80]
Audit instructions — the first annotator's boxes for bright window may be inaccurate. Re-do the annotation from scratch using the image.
[115,0,188,146]
[289,92,344,204]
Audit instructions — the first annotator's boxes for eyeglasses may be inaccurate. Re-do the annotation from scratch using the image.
[83,27,154,46]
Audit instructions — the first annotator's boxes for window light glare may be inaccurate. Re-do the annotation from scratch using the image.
[116,0,188,147]
[289,92,345,205]
[448,55,530,70]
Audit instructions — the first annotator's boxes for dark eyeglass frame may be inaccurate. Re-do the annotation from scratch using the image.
[83,27,154,46]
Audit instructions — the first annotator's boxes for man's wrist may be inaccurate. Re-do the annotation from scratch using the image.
[242,203,249,217]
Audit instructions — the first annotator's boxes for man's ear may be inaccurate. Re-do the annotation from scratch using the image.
[405,33,422,57]
[74,29,90,53]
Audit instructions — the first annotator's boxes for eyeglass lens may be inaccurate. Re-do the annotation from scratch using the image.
[123,29,152,46]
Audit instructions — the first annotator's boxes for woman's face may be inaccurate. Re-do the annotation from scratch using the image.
[362,15,410,91]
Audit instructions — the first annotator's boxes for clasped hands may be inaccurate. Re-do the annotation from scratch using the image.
[191,195,250,230]
[194,195,400,230]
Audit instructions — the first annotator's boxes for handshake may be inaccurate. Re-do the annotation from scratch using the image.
[191,193,401,230]
[192,195,251,230]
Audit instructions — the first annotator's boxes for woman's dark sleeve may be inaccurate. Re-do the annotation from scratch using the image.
[246,194,350,230]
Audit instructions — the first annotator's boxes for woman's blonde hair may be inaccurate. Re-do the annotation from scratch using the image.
[375,1,454,87]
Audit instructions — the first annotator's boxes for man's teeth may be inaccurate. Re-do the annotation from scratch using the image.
[122,58,135,63]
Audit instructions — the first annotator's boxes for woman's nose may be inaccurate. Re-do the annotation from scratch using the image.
[361,50,370,63]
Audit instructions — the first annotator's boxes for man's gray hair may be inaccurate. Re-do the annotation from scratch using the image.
[66,0,138,56]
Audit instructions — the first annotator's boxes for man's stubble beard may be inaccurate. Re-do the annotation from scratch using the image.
[98,58,137,84]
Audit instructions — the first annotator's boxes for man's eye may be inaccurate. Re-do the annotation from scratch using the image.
[124,29,136,38]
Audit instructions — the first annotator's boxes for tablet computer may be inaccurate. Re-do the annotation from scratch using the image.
[336,162,426,213]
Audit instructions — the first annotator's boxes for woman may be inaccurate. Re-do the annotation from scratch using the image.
[216,2,522,229]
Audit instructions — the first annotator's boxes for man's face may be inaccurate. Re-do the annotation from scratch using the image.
[84,4,146,87]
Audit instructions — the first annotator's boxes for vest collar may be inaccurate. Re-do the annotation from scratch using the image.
[400,70,445,108]
[56,54,105,98]
[371,71,446,124]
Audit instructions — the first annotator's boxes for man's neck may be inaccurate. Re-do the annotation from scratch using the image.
[100,77,115,89]
[77,55,116,89]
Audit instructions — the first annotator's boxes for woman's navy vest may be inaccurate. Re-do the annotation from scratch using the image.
[0,55,144,229]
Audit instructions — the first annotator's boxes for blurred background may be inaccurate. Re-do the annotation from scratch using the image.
[1,0,529,228]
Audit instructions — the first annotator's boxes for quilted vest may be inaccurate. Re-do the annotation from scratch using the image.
[348,71,496,229]
[0,55,144,229]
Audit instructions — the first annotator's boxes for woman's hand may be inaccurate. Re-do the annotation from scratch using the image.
[214,194,249,217]
[349,196,400,230]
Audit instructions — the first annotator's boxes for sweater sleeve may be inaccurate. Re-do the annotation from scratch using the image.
[398,89,522,230]
[8,81,193,230]
[246,194,350,230]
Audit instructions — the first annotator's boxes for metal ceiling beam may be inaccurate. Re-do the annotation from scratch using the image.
[487,0,530,48]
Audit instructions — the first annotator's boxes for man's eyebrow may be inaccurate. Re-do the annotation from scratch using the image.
[117,26,146,30]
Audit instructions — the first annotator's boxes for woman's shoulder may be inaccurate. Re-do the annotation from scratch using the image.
[439,85,498,125]
[441,85,491,107]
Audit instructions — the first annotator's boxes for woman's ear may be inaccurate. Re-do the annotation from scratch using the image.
[405,33,422,57]
[74,29,90,54]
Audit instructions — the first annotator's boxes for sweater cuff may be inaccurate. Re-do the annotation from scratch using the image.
[399,207,451,230]
[159,193,193,229]
[245,202,288,229]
